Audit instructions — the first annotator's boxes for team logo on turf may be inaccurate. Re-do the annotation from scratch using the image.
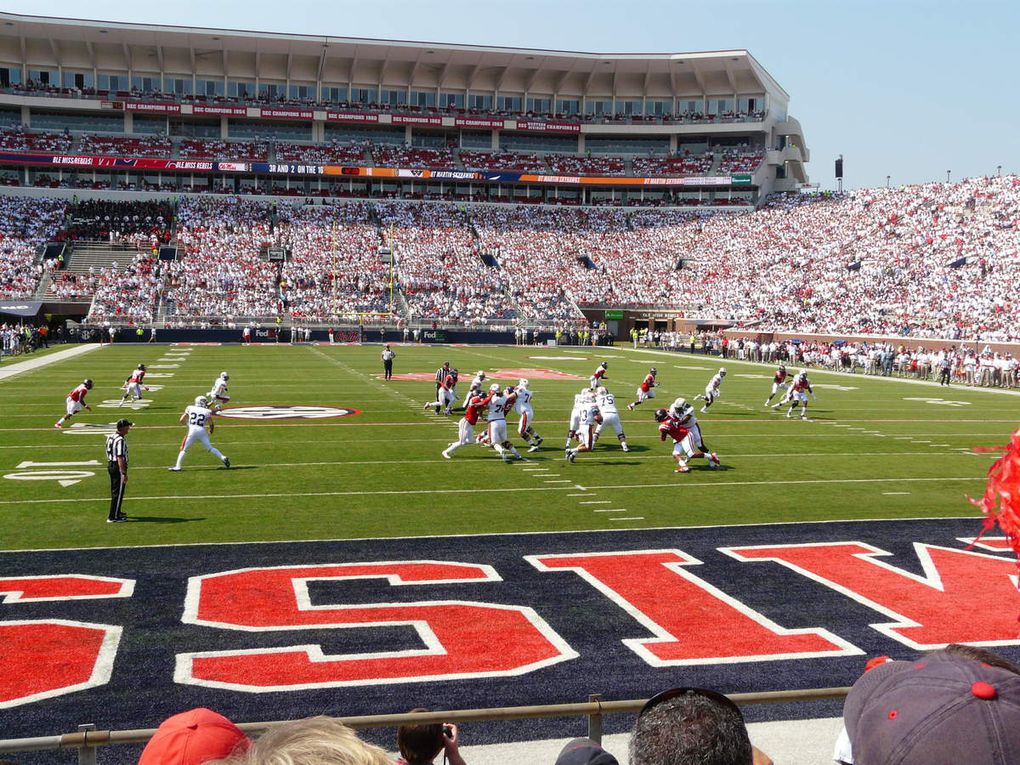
[217,406,359,420]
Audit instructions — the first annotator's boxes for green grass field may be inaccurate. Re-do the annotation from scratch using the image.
[1,342,1015,552]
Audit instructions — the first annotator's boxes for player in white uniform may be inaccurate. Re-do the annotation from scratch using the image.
[118,363,148,406]
[485,383,524,462]
[512,379,544,452]
[460,370,487,410]
[566,396,601,462]
[594,386,629,451]
[695,368,726,412]
[207,372,231,411]
[168,396,230,471]
[668,398,720,468]
[565,388,589,448]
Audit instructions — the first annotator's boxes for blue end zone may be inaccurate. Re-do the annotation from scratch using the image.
[1,517,1016,763]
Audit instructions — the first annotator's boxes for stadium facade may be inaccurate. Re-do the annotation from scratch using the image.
[0,12,808,206]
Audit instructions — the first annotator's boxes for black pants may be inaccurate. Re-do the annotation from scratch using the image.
[108,463,126,520]
[384,360,393,380]
[940,369,951,385]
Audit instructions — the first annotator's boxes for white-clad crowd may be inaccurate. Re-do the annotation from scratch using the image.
[86,252,163,323]
[0,197,66,298]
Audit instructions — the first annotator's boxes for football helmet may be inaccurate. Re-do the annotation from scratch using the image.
[671,397,689,413]
[489,383,501,393]
[220,371,229,380]
[195,396,209,408]
[596,386,608,396]
[718,368,727,376]
[83,379,94,389]
[477,370,486,379]
[137,363,146,370]
[600,361,608,369]
[654,408,670,422]
[518,378,529,388]
[650,367,657,375]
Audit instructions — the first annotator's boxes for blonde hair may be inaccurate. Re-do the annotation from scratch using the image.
[208,717,393,765]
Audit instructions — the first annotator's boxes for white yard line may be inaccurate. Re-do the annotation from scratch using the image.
[0,344,101,382]
[0,475,986,507]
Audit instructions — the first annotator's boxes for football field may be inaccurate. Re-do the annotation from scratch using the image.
[2,341,1019,762]
[0,342,1013,550]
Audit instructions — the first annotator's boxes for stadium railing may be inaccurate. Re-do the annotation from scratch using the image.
[0,685,850,764]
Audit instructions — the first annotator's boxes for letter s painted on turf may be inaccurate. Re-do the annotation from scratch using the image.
[0,575,134,708]
[175,562,577,691]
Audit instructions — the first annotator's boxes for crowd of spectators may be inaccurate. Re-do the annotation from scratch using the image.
[718,149,765,174]
[274,140,367,164]
[0,197,67,298]
[0,127,73,153]
[56,199,173,248]
[459,150,546,173]
[163,198,279,319]
[544,153,626,176]
[632,152,714,177]
[277,201,393,320]
[86,251,163,323]
[179,138,268,161]
[79,134,173,157]
[372,145,457,169]
[379,202,519,325]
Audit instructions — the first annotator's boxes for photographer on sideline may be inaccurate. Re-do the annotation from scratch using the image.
[396,708,467,765]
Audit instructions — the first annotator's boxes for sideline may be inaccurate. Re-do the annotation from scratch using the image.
[616,345,1020,397]
[0,343,101,382]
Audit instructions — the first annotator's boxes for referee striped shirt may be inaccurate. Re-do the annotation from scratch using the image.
[105,433,128,468]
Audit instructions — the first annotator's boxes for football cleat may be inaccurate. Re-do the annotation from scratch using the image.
[167,466,181,472]
[223,457,231,468]
[674,464,690,473]
[442,450,452,459]
[527,444,540,453]
[53,422,63,429]
[627,403,635,411]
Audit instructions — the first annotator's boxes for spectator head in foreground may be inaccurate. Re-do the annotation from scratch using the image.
[629,687,754,765]
[555,737,619,765]
[396,708,466,765]
[206,716,390,765]
[843,646,1020,765]
[138,707,250,765]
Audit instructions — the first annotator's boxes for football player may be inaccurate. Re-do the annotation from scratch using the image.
[589,361,608,390]
[118,363,148,407]
[442,387,493,458]
[54,378,93,429]
[424,367,458,415]
[565,387,589,449]
[594,386,629,451]
[656,407,718,473]
[764,363,789,406]
[566,392,601,462]
[513,378,544,452]
[459,370,487,410]
[694,367,726,412]
[627,367,658,410]
[775,369,816,420]
[668,398,720,467]
[485,383,524,462]
[169,396,230,471]
[207,372,231,411]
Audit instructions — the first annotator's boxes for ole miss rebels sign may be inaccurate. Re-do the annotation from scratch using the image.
[1,518,1018,742]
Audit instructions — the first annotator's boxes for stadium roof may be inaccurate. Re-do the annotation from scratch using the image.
[0,12,789,101]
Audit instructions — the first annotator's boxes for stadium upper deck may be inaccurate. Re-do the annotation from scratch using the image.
[0,13,808,205]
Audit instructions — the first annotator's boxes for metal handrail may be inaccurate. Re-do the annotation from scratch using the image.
[0,686,850,761]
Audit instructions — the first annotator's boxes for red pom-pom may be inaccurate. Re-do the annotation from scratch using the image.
[968,429,1020,601]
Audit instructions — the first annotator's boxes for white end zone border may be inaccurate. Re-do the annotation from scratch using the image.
[0,344,101,382]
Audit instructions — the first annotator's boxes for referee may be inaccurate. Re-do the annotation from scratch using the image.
[381,344,396,380]
[105,418,132,523]
[435,361,451,396]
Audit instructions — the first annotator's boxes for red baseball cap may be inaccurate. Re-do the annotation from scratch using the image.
[138,708,250,765]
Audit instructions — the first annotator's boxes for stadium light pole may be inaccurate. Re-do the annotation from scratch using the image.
[998,165,1002,177]
[946,170,951,183]
[886,175,890,188]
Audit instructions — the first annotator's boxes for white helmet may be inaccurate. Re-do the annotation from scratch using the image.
[195,395,209,408]
[518,378,529,388]
[671,397,689,412]
[718,368,727,376]
[596,385,607,396]
[219,371,229,380]
[489,383,501,393]
[477,370,486,378]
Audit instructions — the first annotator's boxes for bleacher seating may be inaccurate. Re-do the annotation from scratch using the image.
[179,139,268,161]
[632,153,714,176]
[545,154,626,176]
[371,146,457,169]
[79,134,172,157]
[459,151,546,173]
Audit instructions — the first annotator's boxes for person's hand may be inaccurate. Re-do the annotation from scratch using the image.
[85,405,92,412]
[751,745,773,765]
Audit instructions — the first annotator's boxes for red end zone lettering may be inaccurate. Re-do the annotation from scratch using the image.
[723,542,1020,648]
[0,576,133,708]
[175,562,577,691]
[527,551,860,665]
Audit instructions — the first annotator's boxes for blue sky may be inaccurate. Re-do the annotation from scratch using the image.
[12,0,1017,189]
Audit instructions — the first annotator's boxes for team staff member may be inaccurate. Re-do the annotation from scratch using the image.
[382,344,396,380]
[105,418,132,523]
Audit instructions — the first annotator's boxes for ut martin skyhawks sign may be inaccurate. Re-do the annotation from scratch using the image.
[1,518,1017,738]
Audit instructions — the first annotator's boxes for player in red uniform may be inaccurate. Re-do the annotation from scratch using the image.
[55,379,93,428]
[627,367,658,410]
[776,370,816,419]
[764,364,789,406]
[424,369,458,415]
[118,363,149,407]
[442,390,493,458]
[655,407,716,473]
[589,361,608,390]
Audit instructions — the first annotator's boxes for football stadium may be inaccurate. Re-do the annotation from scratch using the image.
[1,9,1019,765]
